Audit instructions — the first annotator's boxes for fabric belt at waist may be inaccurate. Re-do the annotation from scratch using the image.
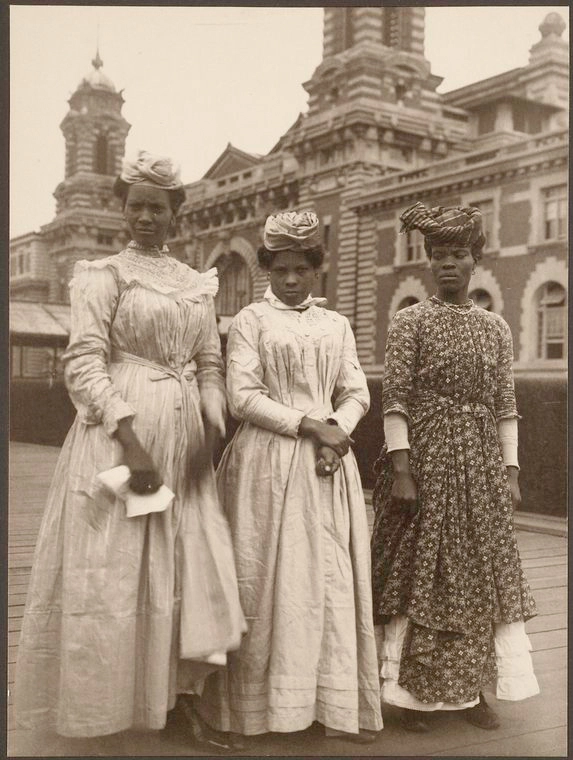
[413,390,493,419]
[111,348,197,386]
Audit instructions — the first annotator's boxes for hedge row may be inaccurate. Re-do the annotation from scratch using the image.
[354,375,567,517]
[11,375,566,517]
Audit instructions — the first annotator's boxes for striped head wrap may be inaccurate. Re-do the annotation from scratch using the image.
[120,150,182,190]
[263,211,320,251]
[399,202,484,248]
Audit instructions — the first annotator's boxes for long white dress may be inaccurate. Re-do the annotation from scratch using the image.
[14,243,246,738]
[200,293,383,736]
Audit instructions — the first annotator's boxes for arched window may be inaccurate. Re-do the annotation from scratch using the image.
[469,288,493,311]
[214,252,253,317]
[536,282,566,360]
[397,296,419,310]
[94,134,110,174]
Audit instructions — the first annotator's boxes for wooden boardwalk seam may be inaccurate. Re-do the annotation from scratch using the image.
[7,442,568,757]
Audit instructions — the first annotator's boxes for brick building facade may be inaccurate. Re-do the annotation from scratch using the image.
[10,9,568,381]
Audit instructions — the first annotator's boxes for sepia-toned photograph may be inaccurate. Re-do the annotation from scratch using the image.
[8,4,568,757]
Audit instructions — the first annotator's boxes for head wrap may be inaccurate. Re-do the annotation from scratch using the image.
[399,202,484,248]
[263,211,320,251]
[120,150,182,190]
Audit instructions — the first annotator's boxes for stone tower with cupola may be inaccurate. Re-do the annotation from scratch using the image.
[41,52,131,302]
[274,7,470,360]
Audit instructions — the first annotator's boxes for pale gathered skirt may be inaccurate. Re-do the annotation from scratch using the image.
[14,253,246,738]
[199,423,383,736]
[14,362,245,737]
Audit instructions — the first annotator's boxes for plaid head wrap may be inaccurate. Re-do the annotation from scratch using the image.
[399,202,484,248]
[263,211,320,251]
[120,150,182,190]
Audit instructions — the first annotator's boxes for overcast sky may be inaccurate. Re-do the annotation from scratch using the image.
[9,4,569,238]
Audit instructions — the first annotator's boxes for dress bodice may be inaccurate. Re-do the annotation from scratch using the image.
[383,297,518,421]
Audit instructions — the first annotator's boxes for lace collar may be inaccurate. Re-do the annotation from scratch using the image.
[126,240,170,258]
[72,250,219,301]
[430,295,474,313]
[264,285,327,311]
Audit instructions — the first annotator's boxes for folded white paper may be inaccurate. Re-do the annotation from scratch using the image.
[96,465,175,518]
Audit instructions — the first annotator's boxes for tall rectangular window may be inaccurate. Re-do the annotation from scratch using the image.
[11,346,22,378]
[470,198,494,250]
[405,230,424,263]
[537,282,566,360]
[543,185,567,240]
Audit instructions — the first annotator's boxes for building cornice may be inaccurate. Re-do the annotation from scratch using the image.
[350,129,568,212]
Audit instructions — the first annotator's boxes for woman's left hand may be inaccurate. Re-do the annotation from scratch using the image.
[316,446,340,477]
[507,466,521,512]
[201,393,226,450]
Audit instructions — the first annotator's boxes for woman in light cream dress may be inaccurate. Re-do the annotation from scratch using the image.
[14,152,245,748]
[200,211,383,745]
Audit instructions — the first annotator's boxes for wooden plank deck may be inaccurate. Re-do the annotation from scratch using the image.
[7,442,568,757]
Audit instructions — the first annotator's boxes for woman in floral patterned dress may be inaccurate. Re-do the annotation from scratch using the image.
[14,152,245,747]
[371,203,539,733]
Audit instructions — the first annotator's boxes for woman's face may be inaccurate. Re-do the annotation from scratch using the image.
[124,184,173,248]
[268,250,318,307]
[429,245,474,298]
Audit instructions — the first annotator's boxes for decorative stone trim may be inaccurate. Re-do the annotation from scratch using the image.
[519,255,567,363]
[387,274,429,322]
[469,265,504,315]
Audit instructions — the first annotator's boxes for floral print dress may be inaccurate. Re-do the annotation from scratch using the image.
[371,296,538,706]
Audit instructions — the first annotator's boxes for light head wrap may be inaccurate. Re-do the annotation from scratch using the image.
[399,202,485,249]
[120,150,182,190]
[263,211,320,252]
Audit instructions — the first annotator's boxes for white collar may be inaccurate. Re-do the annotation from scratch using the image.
[264,285,327,311]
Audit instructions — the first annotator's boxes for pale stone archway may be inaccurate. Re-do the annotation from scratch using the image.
[387,275,429,321]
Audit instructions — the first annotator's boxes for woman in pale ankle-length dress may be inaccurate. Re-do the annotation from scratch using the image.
[14,151,245,746]
[200,211,383,745]
[371,202,539,733]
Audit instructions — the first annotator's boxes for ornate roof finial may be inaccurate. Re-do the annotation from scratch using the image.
[539,12,566,39]
[92,22,103,70]
[92,48,103,70]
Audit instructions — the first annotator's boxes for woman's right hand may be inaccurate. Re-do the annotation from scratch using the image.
[123,442,163,495]
[115,418,162,495]
[391,472,418,516]
[299,417,353,458]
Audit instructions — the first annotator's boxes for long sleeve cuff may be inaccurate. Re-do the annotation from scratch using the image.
[384,412,410,452]
[497,417,519,469]
[230,393,306,438]
[328,398,366,435]
[102,398,136,437]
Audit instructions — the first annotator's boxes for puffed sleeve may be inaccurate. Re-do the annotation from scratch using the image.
[493,316,520,421]
[382,307,419,419]
[63,262,136,436]
[196,297,226,409]
[328,316,370,435]
[226,308,305,437]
